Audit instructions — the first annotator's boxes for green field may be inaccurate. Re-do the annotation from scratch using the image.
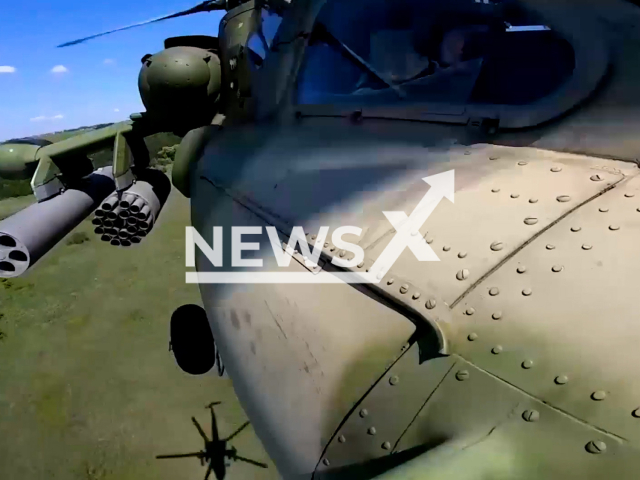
[0,183,279,479]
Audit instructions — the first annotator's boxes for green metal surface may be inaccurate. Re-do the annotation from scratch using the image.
[5,0,640,479]
[112,131,134,191]
[172,125,219,197]
[377,361,640,480]
[0,143,41,180]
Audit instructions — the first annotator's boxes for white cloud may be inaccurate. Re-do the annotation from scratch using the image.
[103,59,115,65]
[0,66,16,73]
[51,65,68,73]
[114,108,120,112]
[30,114,64,122]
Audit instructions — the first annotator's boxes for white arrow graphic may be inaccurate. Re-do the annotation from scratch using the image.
[363,169,455,283]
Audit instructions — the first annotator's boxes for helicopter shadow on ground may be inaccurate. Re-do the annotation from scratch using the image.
[156,401,269,480]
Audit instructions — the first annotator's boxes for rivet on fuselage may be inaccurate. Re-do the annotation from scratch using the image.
[490,242,504,251]
[455,370,469,381]
[524,217,538,225]
[400,284,409,294]
[529,198,538,203]
[582,244,593,250]
[552,265,563,273]
[425,236,434,244]
[389,375,399,386]
[387,278,395,285]
[492,311,502,320]
[323,458,331,466]
[357,262,364,268]
[466,308,475,315]
[324,242,329,248]
[492,345,503,354]
[590,174,603,181]
[443,245,451,252]
[522,410,539,422]
[625,192,635,198]
[591,391,607,401]
[632,408,640,418]
[555,375,569,385]
[551,166,562,172]
[522,360,534,369]
[412,292,421,300]
[609,225,620,231]
[359,409,368,418]
[458,251,467,258]
[382,441,391,450]
[456,269,470,280]
[511,193,520,199]
[468,333,478,341]
[518,161,528,166]
[338,435,346,443]
[426,298,437,309]
[585,441,606,454]
[522,288,532,296]
[367,427,377,435]
[571,226,581,232]
[517,265,527,273]
[599,207,609,213]
[557,195,571,202]
[491,188,500,193]
[489,287,500,296]
[546,244,555,250]
[489,156,499,160]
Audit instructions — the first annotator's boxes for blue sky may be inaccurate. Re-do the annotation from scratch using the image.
[0,1,226,141]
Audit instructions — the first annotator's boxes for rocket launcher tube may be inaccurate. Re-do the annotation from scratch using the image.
[0,167,115,277]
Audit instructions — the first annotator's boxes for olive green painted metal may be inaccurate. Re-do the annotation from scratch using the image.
[7,0,640,479]
[191,174,418,478]
[375,361,640,480]
[41,121,134,159]
[16,121,135,200]
[171,125,219,198]
[112,130,135,191]
[316,346,457,474]
[138,45,222,131]
[30,154,64,201]
[217,1,262,123]
[0,142,42,180]
[452,170,640,445]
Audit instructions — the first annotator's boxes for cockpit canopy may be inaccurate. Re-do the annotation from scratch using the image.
[298,0,574,105]
[291,0,604,129]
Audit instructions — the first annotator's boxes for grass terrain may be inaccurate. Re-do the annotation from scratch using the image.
[0,185,280,480]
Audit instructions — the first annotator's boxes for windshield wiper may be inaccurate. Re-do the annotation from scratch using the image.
[314,22,406,99]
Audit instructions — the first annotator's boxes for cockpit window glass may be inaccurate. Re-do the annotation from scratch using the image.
[248,9,284,68]
[295,0,575,106]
